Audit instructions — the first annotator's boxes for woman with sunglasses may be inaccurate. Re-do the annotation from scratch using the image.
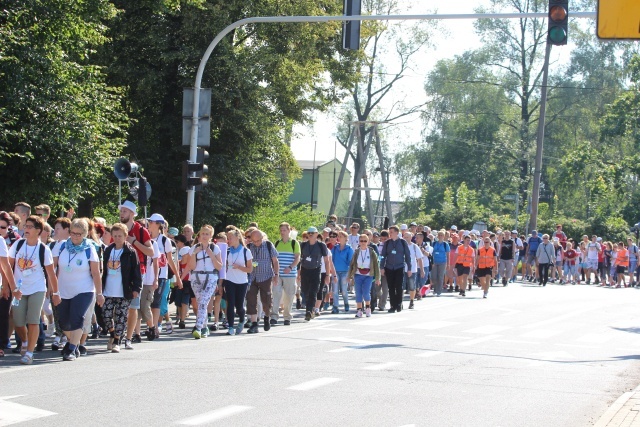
[8,215,58,364]
[187,225,222,339]
[535,234,555,287]
[347,234,380,317]
[330,231,353,314]
[53,218,103,361]
[476,238,498,298]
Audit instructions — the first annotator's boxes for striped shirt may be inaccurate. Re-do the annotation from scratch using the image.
[275,239,300,278]
[248,241,278,283]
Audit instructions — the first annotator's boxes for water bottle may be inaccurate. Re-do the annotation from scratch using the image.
[11,279,22,307]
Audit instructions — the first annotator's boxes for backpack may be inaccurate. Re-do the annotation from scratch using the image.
[275,239,296,252]
[226,246,248,267]
[194,242,219,274]
[58,241,93,261]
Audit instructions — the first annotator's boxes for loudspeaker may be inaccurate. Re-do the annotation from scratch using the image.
[114,158,138,180]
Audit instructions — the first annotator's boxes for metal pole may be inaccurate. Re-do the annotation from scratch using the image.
[515,193,519,231]
[529,42,552,232]
[310,139,317,211]
[185,11,596,225]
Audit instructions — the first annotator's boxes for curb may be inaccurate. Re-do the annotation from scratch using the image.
[594,385,640,427]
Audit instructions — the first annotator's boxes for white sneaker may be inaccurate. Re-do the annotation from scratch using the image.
[365,307,371,317]
[112,344,120,353]
[107,337,114,351]
[355,309,363,318]
[45,323,55,337]
[20,353,33,365]
[164,322,173,334]
[124,339,133,350]
[157,323,163,333]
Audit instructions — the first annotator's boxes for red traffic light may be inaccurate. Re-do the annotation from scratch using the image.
[549,5,567,22]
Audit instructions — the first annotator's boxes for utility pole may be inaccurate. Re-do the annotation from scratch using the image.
[529,42,552,232]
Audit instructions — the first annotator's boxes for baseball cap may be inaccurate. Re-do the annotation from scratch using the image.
[511,230,518,234]
[531,230,538,234]
[410,222,417,226]
[400,224,408,230]
[307,226,318,233]
[118,200,137,216]
[323,227,331,233]
[373,231,380,237]
[147,213,165,223]
[450,225,457,230]
[168,227,179,236]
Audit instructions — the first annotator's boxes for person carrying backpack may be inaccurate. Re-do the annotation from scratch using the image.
[380,225,412,312]
[272,223,300,326]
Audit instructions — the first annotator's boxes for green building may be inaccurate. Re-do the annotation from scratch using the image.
[289,159,351,216]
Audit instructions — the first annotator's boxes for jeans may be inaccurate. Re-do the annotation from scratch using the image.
[431,263,447,295]
[223,280,248,328]
[58,292,95,331]
[300,267,321,314]
[354,274,373,303]
[372,276,388,310]
[385,267,405,310]
[332,271,349,309]
[629,260,637,283]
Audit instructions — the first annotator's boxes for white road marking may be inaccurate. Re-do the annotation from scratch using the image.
[415,350,444,358]
[354,317,404,327]
[523,305,601,329]
[0,395,56,426]
[176,405,253,425]
[318,328,353,332]
[495,307,520,316]
[316,337,379,345]
[576,333,612,344]
[362,361,402,371]
[407,320,458,330]
[287,377,342,391]
[424,334,467,339]
[464,325,512,334]
[521,329,563,339]
[364,330,413,335]
[495,339,540,345]
[458,335,501,346]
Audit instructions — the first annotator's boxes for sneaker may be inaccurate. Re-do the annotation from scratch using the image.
[344,305,350,313]
[192,327,201,339]
[112,343,121,353]
[227,327,236,336]
[264,317,271,331]
[45,323,55,338]
[178,320,186,329]
[124,339,134,350]
[483,291,488,299]
[201,327,209,338]
[323,302,330,311]
[331,307,339,314]
[107,337,114,351]
[296,298,302,310]
[157,323,163,333]
[365,307,371,317]
[63,351,76,361]
[355,309,363,318]
[460,291,466,297]
[284,320,291,326]
[209,323,219,332]
[51,337,61,351]
[388,308,396,313]
[164,323,173,335]
[313,308,320,317]
[145,328,155,341]
[235,324,243,335]
[304,312,312,322]
[244,320,252,328]
[20,353,33,365]
[78,345,87,356]
[248,323,259,334]
[222,320,229,329]
[269,318,277,326]
[132,334,142,344]
[409,301,414,309]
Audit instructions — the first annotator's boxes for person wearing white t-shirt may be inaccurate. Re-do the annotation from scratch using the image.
[187,225,222,339]
[0,226,16,358]
[147,214,182,338]
[9,215,58,364]
[403,232,424,309]
[139,238,160,341]
[222,229,253,335]
[53,218,101,362]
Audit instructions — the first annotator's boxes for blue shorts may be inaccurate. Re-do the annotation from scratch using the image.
[129,296,141,310]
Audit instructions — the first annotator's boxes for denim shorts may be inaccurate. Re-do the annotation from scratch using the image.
[129,296,141,310]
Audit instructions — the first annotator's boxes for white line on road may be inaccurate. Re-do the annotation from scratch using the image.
[0,395,56,426]
[176,405,253,425]
[521,329,563,339]
[415,350,444,358]
[318,328,353,332]
[464,325,512,334]
[364,330,413,335]
[576,333,612,344]
[423,334,467,339]
[523,305,601,329]
[457,335,501,346]
[495,339,540,345]
[407,320,458,330]
[287,377,342,391]
[362,362,402,371]
[354,317,404,327]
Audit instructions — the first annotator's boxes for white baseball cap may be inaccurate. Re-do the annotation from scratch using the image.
[400,224,408,230]
[450,225,457,230]
[118,200,137,216]
[147,213,165,223]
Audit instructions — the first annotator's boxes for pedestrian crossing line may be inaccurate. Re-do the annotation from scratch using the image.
[362,361,402,371]
[523,305,601,329]
[575,333,612,344]
[354,317,404,327]
[457,335,501,346]
[287,377,342,391]
[406,320,458,330]
[364,330,413,335]
[414,350,444,358]
[495,339,540,345]
[176,405,253,425]
[424,334,467,339]
[464,325,512,334]
[521,329,563,339]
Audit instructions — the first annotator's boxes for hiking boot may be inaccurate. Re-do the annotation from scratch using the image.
[248,323,259,334]
[264,316,271,331]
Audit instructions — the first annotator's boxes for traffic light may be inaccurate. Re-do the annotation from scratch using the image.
[548,0,568,45]
[182,148,209,191]
[342,0,361,50]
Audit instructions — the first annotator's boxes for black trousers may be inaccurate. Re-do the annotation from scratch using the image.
[538,263,551,285]
[385,267,405,310]
[301,267,321,313]
[0,293,11,348]
[223,280,248,328]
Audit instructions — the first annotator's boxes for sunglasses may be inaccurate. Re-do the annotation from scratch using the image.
[359,240,368,243]
[330,235,337,238]
[308,232,317,235]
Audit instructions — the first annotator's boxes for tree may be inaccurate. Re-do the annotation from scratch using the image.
[0,0,128,212]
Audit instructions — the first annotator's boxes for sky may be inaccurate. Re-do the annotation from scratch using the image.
[290,1,492,201]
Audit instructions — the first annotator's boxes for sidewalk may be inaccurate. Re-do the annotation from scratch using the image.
[595,385,640,427]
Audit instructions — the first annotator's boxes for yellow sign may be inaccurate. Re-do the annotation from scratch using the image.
[598,0,640,40]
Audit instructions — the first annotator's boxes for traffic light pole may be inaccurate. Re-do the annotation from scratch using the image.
[185,11,596,226]
[529,41,552,232]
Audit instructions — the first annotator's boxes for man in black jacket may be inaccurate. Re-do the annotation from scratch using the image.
[380,225,412,313]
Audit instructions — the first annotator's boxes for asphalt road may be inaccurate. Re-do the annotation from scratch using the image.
[2,281,640,427]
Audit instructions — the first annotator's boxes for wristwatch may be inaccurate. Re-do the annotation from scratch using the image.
[52,291,60,296]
